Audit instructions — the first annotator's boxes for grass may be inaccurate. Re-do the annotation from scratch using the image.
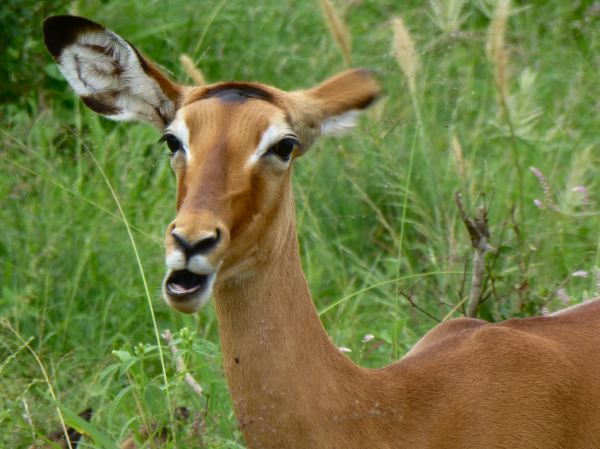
[1,0,599,447]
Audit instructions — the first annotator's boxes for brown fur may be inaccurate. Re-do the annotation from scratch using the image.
[44,16,600,449]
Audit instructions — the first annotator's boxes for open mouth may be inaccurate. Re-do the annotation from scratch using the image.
[165,269,208,298]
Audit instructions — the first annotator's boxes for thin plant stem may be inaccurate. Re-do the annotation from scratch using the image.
[442,295,471,321]
[319,271,463,316]
[84,147,174,429]
[192,0,228,61]
[499,93,524,220]
[396,95,421,295]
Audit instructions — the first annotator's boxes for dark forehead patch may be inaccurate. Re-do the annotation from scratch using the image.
[194,83,274,104]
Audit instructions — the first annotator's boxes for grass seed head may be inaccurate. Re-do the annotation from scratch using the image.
[319,0,352,65]
[180,54,206,85]
[451,133,466,179]
[391,16,419,98]
[428,0,469,34]
[486,0,511,102]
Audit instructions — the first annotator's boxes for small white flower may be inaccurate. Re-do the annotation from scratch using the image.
[533,199,543,209]
[362,334,375,343]
[557,288,570,305]
[572,271,589,278]
[338,346,352,353]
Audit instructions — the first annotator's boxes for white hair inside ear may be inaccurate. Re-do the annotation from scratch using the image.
[320,110,360,136]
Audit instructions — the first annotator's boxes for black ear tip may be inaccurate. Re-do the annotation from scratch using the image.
[43,15,104,58]
[351,67,383,109]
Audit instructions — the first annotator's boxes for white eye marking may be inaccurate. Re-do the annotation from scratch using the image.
[246,122,296,168]
[164,115,191,159]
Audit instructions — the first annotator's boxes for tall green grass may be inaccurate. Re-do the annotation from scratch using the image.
[1,0,599,447]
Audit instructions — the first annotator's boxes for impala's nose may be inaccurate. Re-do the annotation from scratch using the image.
[172,228,222,258]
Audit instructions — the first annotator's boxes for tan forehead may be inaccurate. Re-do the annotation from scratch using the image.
[179,95,287,148]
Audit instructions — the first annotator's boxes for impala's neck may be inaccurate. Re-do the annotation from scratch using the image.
[213,193,392,447]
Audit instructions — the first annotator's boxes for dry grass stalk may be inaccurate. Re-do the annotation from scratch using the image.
[318,0,352,65]
[486,0,511,104]
[391,16,419,98]
[451,133,466,179]
[179,54,206,85]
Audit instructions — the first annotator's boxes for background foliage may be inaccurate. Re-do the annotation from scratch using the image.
[1,0,599,447]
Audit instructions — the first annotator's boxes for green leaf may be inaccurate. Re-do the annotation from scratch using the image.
[56,403,119,449]
[112,350,133,363]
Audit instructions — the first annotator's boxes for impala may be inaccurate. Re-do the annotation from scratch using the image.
[44,15,600,449]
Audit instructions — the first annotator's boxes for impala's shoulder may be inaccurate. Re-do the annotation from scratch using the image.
[404,317,486,358]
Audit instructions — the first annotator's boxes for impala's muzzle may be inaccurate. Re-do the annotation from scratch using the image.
[162,219,229,313]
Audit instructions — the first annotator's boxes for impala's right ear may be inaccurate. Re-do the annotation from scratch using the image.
[43,15,182,129]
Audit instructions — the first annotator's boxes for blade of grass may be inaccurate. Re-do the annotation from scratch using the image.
[0,154,160,245]
[2,321,73,449]
[83,146,174,429]
[55,402,119,449]
[319,271,463,316]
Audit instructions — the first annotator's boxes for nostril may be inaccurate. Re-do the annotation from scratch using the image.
[172,229,221,257]
[172,231,192,252]
[193,228,221,254]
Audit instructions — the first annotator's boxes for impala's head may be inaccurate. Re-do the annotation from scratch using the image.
[44,15,380,313]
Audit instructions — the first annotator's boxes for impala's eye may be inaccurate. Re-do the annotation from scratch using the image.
[267,137,298,162]
[160,134,182,155]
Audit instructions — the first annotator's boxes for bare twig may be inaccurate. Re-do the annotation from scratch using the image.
[399,291,441,323]
[456,192,491,317]
[161,330,203,397]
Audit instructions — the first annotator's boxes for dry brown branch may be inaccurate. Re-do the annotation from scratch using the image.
[161,329,203,397]
[455,192,490,317]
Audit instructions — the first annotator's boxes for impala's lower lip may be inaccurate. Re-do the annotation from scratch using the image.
[165,270,207,297]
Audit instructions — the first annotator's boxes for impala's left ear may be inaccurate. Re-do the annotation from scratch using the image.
[43,15,182,129]
[300,68,381,136]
